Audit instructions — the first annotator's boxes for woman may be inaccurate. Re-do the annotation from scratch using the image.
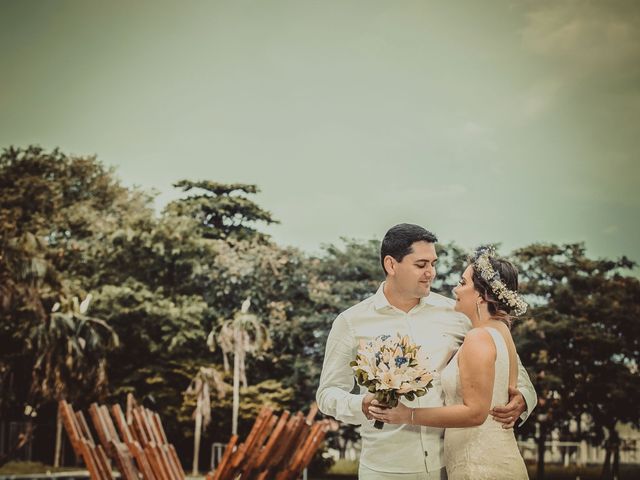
[369,247,529,479]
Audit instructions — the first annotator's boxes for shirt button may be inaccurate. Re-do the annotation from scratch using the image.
[424,451,428,457]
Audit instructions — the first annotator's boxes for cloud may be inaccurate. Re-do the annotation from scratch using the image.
[519,0,640,118]
[522,0,640,72]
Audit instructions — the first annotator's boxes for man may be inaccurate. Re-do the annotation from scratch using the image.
[316,224,537,479]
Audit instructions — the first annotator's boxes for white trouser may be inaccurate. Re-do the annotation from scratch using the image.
[358,464,446,480]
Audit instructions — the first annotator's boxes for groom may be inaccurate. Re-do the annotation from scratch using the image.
[316,224,536,479]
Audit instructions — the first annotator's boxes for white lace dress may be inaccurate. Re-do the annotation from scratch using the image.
[440,327,528,480]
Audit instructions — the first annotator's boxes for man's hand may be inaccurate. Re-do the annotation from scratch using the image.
[491,386,526,429]
[362,393,375,420]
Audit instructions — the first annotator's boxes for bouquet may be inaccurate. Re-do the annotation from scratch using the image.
[351,333,433,429]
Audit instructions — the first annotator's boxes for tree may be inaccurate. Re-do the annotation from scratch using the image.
[167,181,278,240]
[29,294,119,467]
[208,299,271,436]
[0,232,60,414]
[2,147,312,467]
[82,180,288,463]
[183,366,228,475]
[203,379,295,439]
[0,146,132,465]
[430,242,469,295]
[512,243,639,480]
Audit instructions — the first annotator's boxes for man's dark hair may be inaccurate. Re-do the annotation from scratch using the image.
[380,223,438,275]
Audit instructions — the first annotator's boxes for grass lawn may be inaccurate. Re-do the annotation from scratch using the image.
[0,462,81,476]
[526,463,640,479]
[308,459,640,479]
[2,460,639,479]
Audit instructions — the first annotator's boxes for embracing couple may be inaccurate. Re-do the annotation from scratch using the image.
[316,224,535,479]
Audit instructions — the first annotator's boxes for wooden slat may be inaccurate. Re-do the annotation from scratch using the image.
[59,401,114,480]
[305,403,319,424]
[111,404,156,480]
[272,413,305,467]
[88,403,142,480]
[131,408,153,447]
[61,399,184,480]
[206,403,329,480]
[144,444,171,480]
[255,410,290,469]
[111,405,134,444]
[152,412,169,444]
[138,408,182,480]
[79,439,109,480]
[241,413,278,475]
[110,441,141,480]
[167,444,186,479]
[89,403,113,454]
[75,411,95,447]
[287,422,328,480]
[126,393,137,424]
[209,435,237,480]
[143,406,184,480]
[101,405,120,442]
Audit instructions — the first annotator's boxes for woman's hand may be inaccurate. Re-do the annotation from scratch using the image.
[369,400,413,425]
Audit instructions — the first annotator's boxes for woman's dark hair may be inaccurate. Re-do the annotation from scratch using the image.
[470,254,520,327]
[380,223,438,275]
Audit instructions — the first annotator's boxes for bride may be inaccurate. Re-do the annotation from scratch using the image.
[370,247,529,479]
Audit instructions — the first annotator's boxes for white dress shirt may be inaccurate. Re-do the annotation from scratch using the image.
[316,282,537,474]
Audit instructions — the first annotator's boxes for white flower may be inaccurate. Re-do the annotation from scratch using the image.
[352,333,433,399]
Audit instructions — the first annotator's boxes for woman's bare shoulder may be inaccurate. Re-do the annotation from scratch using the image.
[461,328,497,361]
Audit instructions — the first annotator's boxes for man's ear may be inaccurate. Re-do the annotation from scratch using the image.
[383,255,395,276]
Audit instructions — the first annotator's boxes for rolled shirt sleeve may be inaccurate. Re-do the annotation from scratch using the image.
[316,314,370,425]
[516,354,538,425]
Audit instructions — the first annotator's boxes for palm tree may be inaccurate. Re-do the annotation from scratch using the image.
[207,298,271,435]
[184,366,228,475]
[29,293,119,467]
[0,232,60,466]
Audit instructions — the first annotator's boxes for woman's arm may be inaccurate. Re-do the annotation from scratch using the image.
[369,328,496,428]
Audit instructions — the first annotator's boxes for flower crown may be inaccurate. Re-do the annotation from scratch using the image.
[472,247,528,316]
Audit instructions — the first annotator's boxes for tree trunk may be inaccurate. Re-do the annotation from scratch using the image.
[612,429,620,480]
[223,352,229,373]
[600,424,621,480]
[192,402,202,476]
[536,422,547,480]
[232,326,241,436]
[240,354,247,388]
[339,442,347,460]
[336,436,346,459]
[600,439,612,480]
[53,411,63,468]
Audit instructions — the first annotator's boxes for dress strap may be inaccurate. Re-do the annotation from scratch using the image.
[484,327,510,366]
[483,327,508,358]
[484,327,512,393]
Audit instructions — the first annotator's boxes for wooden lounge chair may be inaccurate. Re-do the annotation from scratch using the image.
[58,400,114,480]
[60,398,185,480]
[207,403,329,480]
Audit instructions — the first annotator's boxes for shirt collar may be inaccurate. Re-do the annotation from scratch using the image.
[373,282,439,312]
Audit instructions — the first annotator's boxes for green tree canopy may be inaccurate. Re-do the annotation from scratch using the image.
[512,243,639,480]
[167,180,278,240]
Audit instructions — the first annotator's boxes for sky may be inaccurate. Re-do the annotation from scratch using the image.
[1,0,639,263]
